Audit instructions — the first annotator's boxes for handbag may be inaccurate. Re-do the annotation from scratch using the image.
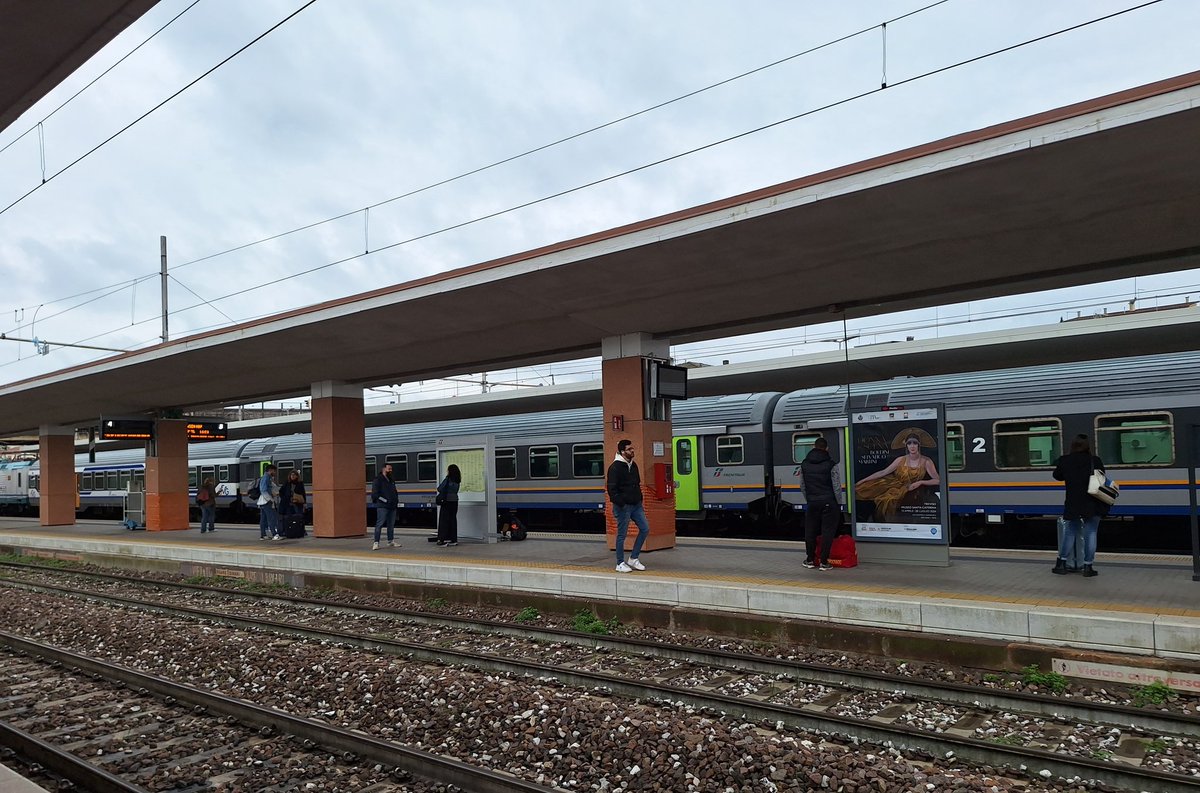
[291,493,305,505]
[1087,469,1119,505]
[435,494,446,506]
[828,534,858,568]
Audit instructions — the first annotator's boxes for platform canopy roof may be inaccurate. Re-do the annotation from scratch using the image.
[2,71,1199,436]
[0,0,159,133]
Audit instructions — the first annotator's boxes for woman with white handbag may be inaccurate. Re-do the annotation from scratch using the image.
[1051,434,1109,578]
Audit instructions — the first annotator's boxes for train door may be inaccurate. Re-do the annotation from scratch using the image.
[673,436,699,511]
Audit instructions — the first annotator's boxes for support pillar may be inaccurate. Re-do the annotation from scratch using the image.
[146,419,189,531]
[38,424,76,527]
[312,381,366,538]
[602,333,676,553]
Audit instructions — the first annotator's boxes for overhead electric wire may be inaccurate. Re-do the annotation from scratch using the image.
[6,0,952,317]
[172,0,952,270]
[0,0,204,159]
[3,0,1168,372]
[0,0,318,219]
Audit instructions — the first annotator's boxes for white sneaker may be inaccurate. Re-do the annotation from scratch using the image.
[387,541,395,547]
[372,542,379,550]
[615,562,632,573]
[271,535,281,541]
[629,558,646,571]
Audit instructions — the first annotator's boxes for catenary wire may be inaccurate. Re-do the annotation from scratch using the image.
[4,0,951,318]
[0,0,204,160]
[3,0,1169,371]
[0,0,318,219]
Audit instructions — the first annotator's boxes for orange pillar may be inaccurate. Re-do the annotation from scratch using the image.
[38,424,77,527]
[602,333,676,553]
[146,419,189,531]
[311,381,366,538]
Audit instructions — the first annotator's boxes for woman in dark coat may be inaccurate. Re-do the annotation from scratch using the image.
[436,464,461,547]
[1052,434,1105,577]
[279,470,307,520]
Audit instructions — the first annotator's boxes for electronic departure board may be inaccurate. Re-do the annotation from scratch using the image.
[98,417,154,440]
[186,421,227,441]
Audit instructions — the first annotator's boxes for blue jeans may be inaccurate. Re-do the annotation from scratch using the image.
[259,502,279,538]
[614,502,649,563]
[1059,515,1100,565]
[199,504,216,533]
[374,504,397,543]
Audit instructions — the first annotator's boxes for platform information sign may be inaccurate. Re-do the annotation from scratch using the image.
[98,417,153,440]
[850,405,949,543]
[185,421,227,441]
[441,448,485,499]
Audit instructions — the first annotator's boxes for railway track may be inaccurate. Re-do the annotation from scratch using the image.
[0,635,562,792]
[1,564,1198,790]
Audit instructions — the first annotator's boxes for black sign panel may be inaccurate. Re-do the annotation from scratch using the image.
[186,421,227,441]
[651,362,688,400]
[98,417,154,440]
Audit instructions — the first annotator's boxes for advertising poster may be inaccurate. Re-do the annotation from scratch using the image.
[850,405,948,543]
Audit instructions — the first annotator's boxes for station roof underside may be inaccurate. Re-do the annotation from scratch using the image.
[225,306,1200,439]
[2,71,1199,436]
[0,1,158,133]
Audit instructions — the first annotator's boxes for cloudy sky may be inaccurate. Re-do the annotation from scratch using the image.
[1,0,1197,407]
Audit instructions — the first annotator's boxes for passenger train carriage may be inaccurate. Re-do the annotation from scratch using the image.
[8,352,1196,550]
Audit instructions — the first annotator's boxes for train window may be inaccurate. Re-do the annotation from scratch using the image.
[1095,412,1174,466]
[81,472,93,490]
[276,461,294,481]
[76,473,83,491]
[417,452,437,481]
[994,419,1061,469]
[188,468,198,488]
[133,471,144,488]
[790,433,822,463]
[119,471,131,490]
[385,454,408,481]
[946,424,965,471]
[530,446,559,478]
[301,460,312,485]
[572,443,604,477]
[200,465,216,483]
[107,471,119,489]
[218,465,229,481]
[716,435,744,465]
[31,475,39,490]
[675,439,693,476]
[496,448,516,480]
[365,456,377,485]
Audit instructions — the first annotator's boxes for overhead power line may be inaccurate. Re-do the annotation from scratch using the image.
[0,0,318,219]
[3,0,1168,368]
[5,0,951,318]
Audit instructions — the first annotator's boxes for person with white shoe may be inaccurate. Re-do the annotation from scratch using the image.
[371,463,399,551]
[607,439,648,573]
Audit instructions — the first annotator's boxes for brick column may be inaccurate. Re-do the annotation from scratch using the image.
[312,381,366,538]
[38,424,77,527]
[146,419,189,531]
[602,333,676,553]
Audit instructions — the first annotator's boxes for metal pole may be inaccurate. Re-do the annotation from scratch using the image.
[1190,424,1199,581]
[160,236,169,344]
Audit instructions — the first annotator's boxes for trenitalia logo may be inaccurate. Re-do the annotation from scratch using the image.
[714,468,723,477]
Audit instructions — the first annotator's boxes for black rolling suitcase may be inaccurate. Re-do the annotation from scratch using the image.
[282,514,306,539]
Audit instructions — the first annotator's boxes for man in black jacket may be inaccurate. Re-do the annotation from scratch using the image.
[801,437,841,571]
[606,439,649,573]
[371,463,399,550]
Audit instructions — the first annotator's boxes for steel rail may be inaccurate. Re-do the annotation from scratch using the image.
[2,562,1195,737]
[0,631,565,793]
[0,718,148,793]
[2,579,1196,792]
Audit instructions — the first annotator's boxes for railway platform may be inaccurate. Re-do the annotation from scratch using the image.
[1,517,1197,663]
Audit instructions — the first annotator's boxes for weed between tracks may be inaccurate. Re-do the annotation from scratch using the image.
[570,608,620,635]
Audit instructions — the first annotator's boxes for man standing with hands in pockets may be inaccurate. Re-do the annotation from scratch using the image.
[607,439,649,573]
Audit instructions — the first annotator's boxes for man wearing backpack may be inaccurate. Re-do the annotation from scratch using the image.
[256,465,280,540]
[196,477,217,534]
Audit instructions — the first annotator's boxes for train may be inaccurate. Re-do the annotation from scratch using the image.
[1,351,1195,551]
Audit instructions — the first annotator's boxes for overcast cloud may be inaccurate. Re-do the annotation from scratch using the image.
[1,0,1197,405]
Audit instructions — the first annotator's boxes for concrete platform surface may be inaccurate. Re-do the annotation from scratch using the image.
[1,518,1198,660]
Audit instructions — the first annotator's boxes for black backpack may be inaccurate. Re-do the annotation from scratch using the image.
[247,484,262,500]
